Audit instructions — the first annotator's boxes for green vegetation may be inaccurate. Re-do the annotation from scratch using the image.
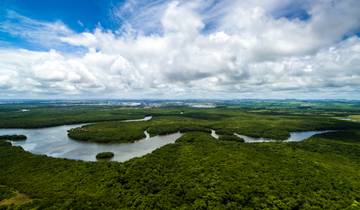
[0,135,27,141]
[0,129,360,209]
[0,101,360,209]
[0,186,15,201]
[211,115,358,140]
[0,106,150,128]
[68,121,147,143]
[350,115,360,121]
[223,100,360,115]
[68,117,211,143]
[0,180,32,207]
[0,141,11,147]
[218,134,244,142]
[68,112,359,143]
[0,192,32,207]
[1,100,359,129]
[96,152,114,160]
[312,130,360,144]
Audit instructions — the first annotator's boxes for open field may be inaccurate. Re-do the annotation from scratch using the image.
[350,115,360,121]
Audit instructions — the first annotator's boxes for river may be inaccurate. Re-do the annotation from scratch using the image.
[0,116,182,162]
[0,117,332,162]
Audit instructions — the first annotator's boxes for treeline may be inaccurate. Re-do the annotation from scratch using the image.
[69,114,360,143]
[1,130,360,209]
[0,135,26,141]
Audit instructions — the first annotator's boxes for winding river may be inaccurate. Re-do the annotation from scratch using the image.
[0,116,181,162]
[234,130,332,143]
[211,129,332,143]
[0,116,332,162]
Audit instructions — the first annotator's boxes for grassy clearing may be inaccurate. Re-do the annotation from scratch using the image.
[0,192,32,206]
[0,185,32,207]
[350,115,360,121]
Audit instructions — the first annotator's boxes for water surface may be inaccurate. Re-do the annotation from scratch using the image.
[0,118,182,162]
[210,129,219,139]
[0,118,333,162]
[234,130,332,143]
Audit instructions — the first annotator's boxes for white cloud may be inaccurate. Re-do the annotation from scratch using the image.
[0,0,360,99]
[161,1,204,36]
[0,11,74,49]
[59,33,98,48]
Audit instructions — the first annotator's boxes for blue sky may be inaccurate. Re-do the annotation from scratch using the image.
[0,0,322,51]
[1,0,118,31]
[0,0,359,99]
[0,0,122,50]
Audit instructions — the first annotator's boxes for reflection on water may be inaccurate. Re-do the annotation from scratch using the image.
[210,129,219,139]
[285,130,332,142]
[234,130,332,143]
[234,133,275,143]
[123,116,152,122]
[0,123,182,162]
[0,115,333,162]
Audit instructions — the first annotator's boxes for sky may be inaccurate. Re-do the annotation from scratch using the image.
[0,0,359,99]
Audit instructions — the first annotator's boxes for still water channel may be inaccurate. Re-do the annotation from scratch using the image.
[0,117,331,162]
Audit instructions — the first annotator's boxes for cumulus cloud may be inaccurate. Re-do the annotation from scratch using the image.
[0,0,360,99]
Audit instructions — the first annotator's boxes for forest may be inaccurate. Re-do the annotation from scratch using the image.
[0,100,359,209]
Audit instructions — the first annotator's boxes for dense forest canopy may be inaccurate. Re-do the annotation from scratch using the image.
[0,101,359,209]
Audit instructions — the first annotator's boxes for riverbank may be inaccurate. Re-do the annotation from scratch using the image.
[0,130,359,209]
